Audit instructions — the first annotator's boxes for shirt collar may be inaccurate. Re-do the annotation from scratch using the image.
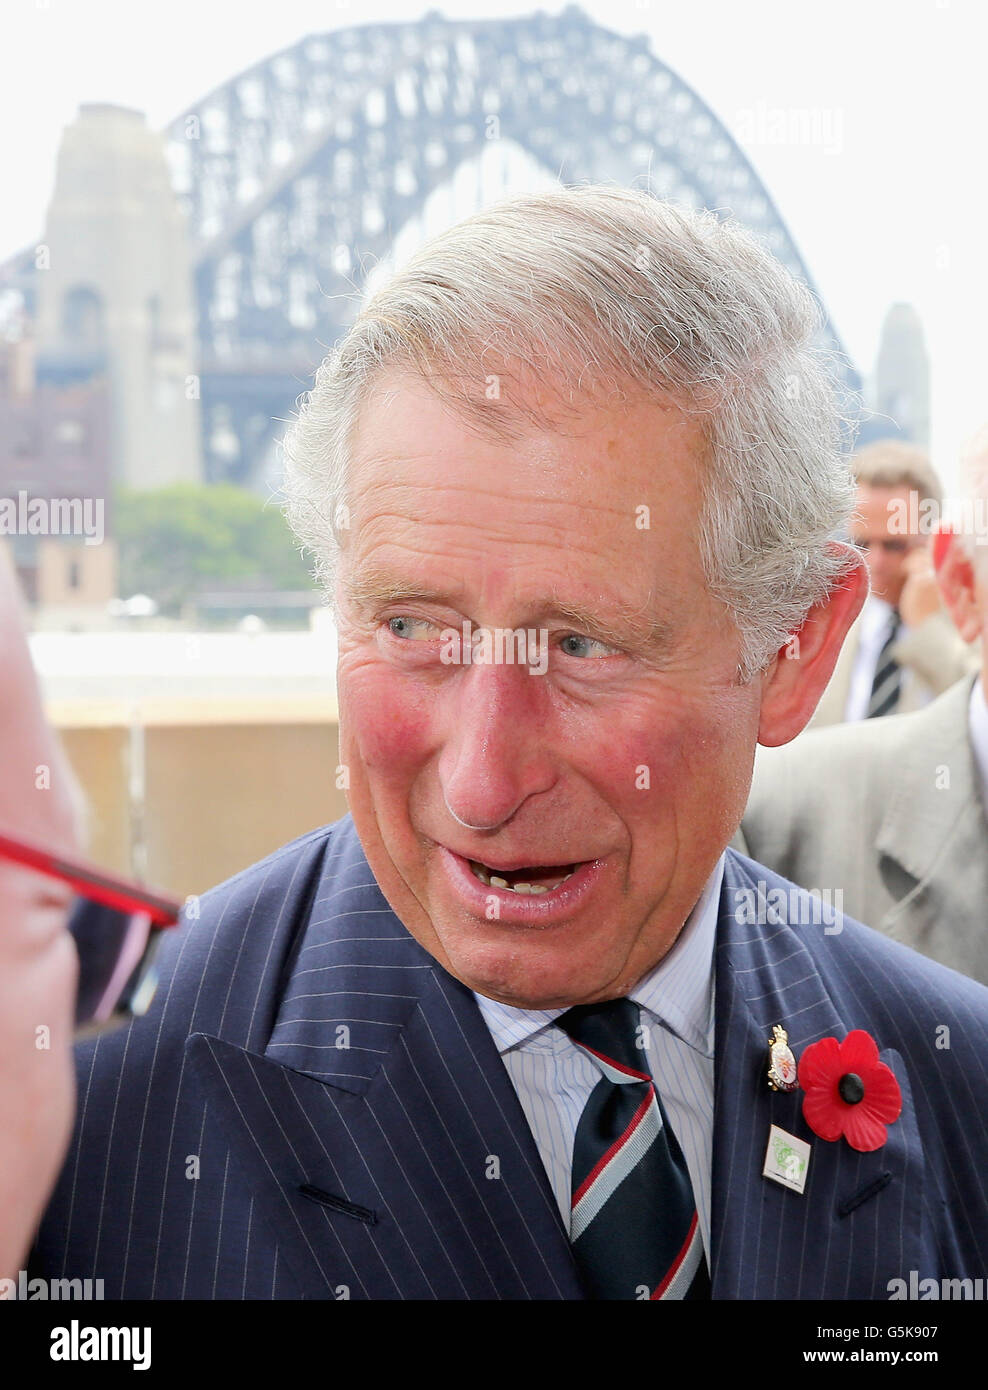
[473,853,725,1060]
[861,592,897,640]
[968,676,988,812]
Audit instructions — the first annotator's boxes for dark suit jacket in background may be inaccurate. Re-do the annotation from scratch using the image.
[32,814,988,1299]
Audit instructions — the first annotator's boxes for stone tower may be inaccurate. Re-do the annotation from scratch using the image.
[874,302,930,447]
[34,103,202,488]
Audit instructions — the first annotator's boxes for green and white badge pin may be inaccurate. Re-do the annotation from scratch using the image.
[763,1124,811,1194]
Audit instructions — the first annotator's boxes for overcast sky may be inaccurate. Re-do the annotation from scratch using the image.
[2,0,985,484]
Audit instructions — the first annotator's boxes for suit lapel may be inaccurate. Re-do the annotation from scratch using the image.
[711,853,924,1299]
[185,816,582,1300]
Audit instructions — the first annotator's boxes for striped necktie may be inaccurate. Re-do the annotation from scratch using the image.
[556,998,710,1300]
[867,609,902,718]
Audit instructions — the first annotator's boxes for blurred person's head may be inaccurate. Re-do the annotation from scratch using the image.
[283,185,866,1008]
[850,440,943,608]
[0,549,83,1277]
[932,424,988,683]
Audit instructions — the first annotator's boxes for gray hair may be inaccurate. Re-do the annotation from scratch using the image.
[282,182,857,680]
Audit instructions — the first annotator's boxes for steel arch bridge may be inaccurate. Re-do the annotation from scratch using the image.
[9,5,858,486]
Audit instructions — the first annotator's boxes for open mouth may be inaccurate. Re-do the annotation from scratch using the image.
[467,859,579,895]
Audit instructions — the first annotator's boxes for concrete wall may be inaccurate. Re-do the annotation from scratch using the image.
[56,709,349,898]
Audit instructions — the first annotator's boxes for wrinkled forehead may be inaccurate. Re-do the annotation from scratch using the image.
[345,366,709,522]
[340,367,712,614]
[852,483,927,538]
[344,369,705,553]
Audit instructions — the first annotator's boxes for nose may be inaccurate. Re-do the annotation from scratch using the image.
[438,662,557,831]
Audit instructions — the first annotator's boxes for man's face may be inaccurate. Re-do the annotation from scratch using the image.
[851,483,927,607]
[334,370,766,1009]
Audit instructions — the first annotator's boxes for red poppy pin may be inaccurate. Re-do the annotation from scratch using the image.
[797,1029,902,1152]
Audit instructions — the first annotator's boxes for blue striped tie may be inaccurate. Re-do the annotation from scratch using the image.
[556,998,710,1300]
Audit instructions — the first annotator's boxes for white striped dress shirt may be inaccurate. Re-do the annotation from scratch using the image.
[473,853,723,1265]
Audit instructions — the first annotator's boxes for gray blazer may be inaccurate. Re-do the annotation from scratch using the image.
[737,674,988,984]
[810,609,977,728]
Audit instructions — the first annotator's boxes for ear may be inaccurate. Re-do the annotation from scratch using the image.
[757,543,869,747]
[932,527,983,642]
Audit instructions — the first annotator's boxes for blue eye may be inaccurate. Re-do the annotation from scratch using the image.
[386,615,435,640]
[560,634,612,658]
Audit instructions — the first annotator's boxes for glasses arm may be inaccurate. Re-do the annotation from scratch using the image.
[0,827,180,926]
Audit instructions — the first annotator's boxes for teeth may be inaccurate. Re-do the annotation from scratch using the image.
[469,861,576,893]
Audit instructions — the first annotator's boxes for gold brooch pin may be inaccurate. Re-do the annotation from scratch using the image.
[767,1023,799,1093]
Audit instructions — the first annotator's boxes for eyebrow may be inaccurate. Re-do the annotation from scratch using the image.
[339,566,676,654]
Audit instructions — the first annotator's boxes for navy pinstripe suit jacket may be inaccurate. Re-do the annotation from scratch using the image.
[32,813,988,1299]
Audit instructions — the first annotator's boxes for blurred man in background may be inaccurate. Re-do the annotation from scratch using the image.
[739,425,988,984]
[811,440,976,725]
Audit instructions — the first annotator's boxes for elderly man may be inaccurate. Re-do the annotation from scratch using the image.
[32,186,988,1300]
[739,426,988,984]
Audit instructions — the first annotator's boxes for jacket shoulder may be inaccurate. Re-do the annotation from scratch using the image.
[723,847,988,1032]
[80,818,347,1075]
[741,676,974,858]
[749,675,973,793]
[191,819,339,914]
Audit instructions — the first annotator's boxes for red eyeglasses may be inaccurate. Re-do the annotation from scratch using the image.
[0,826,183,1038]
